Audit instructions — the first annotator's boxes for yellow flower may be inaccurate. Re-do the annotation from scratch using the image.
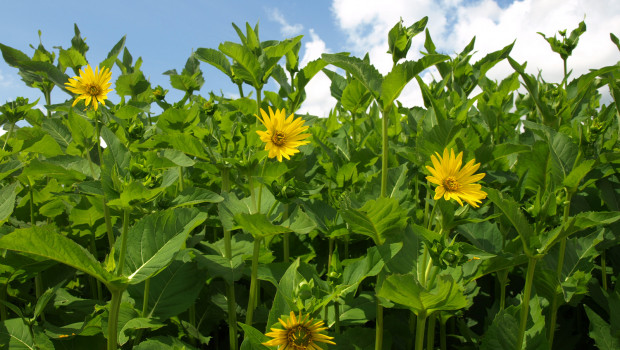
[263,311,336,350]
[256,107,311,162]
[65,64,112,111]
[426,148,487,208]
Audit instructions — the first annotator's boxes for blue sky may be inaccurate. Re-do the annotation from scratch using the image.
[1,0,619,121]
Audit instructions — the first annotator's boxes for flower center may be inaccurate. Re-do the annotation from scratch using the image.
[287,325,311,349]
[271,131,286,146]
[86,84,101,96]
[443,176,460,191]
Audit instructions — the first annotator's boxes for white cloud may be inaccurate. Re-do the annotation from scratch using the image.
[270,8,304,37]
[298,29,337,117]
[330,0,620,107]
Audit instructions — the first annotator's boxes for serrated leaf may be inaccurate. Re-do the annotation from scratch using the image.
[0,182,18,224]
[170,187,223,208]
[340,197,407,245]
[486,188,536,255]
[0,225,122,288]
[584,305,620,350]
[120,208,207,283]
[322,53,382,101]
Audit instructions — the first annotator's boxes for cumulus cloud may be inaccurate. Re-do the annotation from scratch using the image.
[330,0,620,107]
[270,8,304,37]
[297,29,337,117]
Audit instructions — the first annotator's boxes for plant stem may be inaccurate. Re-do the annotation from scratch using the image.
[133,278,151,346]
[440,318,447,350]
[415,311,427,350]
[408,311,416,350]
[178,166,184,193]
[427,313,436,350]
[547,191,573,347]
[517,257,538,350]
[221,167,238,350]
[601,250,608,291]
[115,209,130,277]
[498,269,509,311]
[246,237,262,326]
[237,83,244,98]
[2,123,15,151]
[351,112,357,146]
[334,301,341,334]
[375,302,383,350]
[107,289,122,350]
[95,115,115,249]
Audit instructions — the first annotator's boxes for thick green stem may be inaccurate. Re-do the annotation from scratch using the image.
[498,269,509,311]
[415,311,428,350]
[115,209,130,277]
[221,168,238,350]
[517,257,538,350]
[351,112,357,146]
[237,83,245,98]
[178,167,184,193]
[334,301,341,334]
[375,303,383,350]
[440,318,447,350]
[255,87,262,127]
[547,191,573,347]
[35,273,44,322]
[427,313,436,350]
[601,250,608,291]
[246,237,262,326]
[408,312,416,350]
[107,289,122,350]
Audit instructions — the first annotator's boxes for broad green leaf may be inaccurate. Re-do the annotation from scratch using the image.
[133,336,198,350]
[480,310,519,350]
[120,207,207,283]
[67,111,95,150]
[341,243,403,294]
[340,79,372,114]
[539,211,620,254]
[194,48,232,78]
[160,148,196,167]
[380,54,448,108]
[21,159,86,182]
[340,197,407,245]
[0,318,35,350]
[234,213,290,239]
[280,207,317,234]
[128,257,206,319]
[196,253,244,284]
[0,160,23,181]
[58,48,87,71]
[377,273,468,315]
[322,53,382,101]
[563,159,595,191]
[584,305,620,350]
[0,182,18,224]
[219,41,262,87]
[486,188,536,255]
[219,192,252,232]
[42,118,72,151]
[100,35,126,70]
[171,187,224,207]
[141,133,210,161]
[107,181,164,209]
[118,317,164,345]
[0,225,122,288]
[265,259,300,333]
[238,322,271,350]
[101,125,130,178]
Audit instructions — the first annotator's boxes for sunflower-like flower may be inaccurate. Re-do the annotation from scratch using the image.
[65,64,112,111]
[256,107,311,162]
[263,311,335,350]
[426,148,487,208]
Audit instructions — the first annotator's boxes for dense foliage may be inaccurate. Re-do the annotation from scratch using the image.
[1,19,619,350]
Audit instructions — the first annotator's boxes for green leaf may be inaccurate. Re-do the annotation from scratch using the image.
[118,317,164,346]
[67,111,94,150]
[0,160,23,181]
[377,273,468,315]
[539,211,620,254]
[219,41,262,87]
[340,197,407,245]
[238,322,271,350]
[563,159,595,191]
[265,259,300,334]
[280,207,317,234]
[380,54,448,108]
[584,305,620,350]
[196,253,244,284]
[0,182,18,224]
[120,208,207,283]
[486,188,537,255]
[234,213,290,239]
[0,225,122,288]
[480,310,519,350]
[58,48,87,71]
[340,79,372,114]
[170,187,224,208]
[322,53,383,101]
[194,48,232,78]
[100,35,126,70]
[0,318,35,350]
[128,256,206,319]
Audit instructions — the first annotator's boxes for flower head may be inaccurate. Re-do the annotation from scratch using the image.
[263,311,335,350]
[426,148,487,208]
[65,64,112,111]
[256,107,311,162]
